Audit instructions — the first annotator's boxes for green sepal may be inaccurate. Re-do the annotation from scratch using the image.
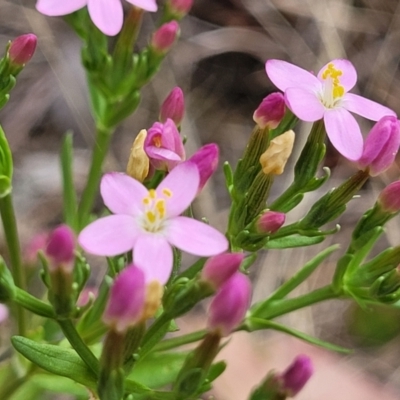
[176,257,206,280]
[197,361,227,394]
[174,368,204,400]
[98,368,124,400]
[223,161,234,196]
[332,254,353,294]
[270,109,298,139]
[11,336,97,388]
[265,235,325,249]
[0,257,16,301]
[245,318,350,353]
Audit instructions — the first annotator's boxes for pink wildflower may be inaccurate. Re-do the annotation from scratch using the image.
[266,59,395,160]
[78,162,228,284]
[36,0,157,36]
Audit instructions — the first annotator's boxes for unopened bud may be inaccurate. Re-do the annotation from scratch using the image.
[46,225,75,272]
[9,33,37,66]
[358,116,400,176]
[260,130,295,175]
[160,87,185,126]
[280,355,313,397]
[201,253,244,290]
[207,273,251,336]
[127,129,150,182]
[377,180,400,213]
[0,304,9,324]
[151,21,180,53]
[253,92,285,129]
[257,210,285,234]
[168,0,193,17]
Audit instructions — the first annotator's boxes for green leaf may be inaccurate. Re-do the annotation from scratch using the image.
[129,351,188,389]
[30,374,88,397]
[247,318,350,353]
[265,235,325,249]
[11,336,97,388]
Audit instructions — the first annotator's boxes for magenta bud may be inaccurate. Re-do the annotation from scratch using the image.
[151,21,180,53]
[169,0,193,16]
[280,355,313,396]
[46,225,75,270]
[9,33,37,66]
[377,180,400,213]
[188,144,219,191]
[103,265,146,333]
[144,118,185,171]
[257,210,285,234]
[201,253,244,290]
[253,92,286,129]
[160,87,185,126]
[207,272,251,336]
[358,116,400,176]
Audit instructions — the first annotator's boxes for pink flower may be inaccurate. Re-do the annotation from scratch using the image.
[160,87,185,126]
[357,116,400,176]
[144,118,185,172]
[36,0,157,36]
[78,162,228,284]
[207,272,251,336]
[266,59,395,160]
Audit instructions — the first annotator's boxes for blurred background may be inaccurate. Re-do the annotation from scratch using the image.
[1,0,400,399]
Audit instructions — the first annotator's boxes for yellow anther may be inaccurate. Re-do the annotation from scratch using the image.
[333,85,344,99]
[321,63,345,100]
[149,189,156,199]
[156,199,165,217]
[162,188,172,197]
[143,197,150,205]
[146,211,156,223]
[152,135,162,148]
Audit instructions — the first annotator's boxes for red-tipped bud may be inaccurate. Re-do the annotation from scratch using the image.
[9,33,37,66]
[280,355,313,397]
[188,144,219,191]
[207,273,251,336]
[151,21,180,53]
[257,210,285,234]
[144,118,185,171]
[377,180,400,213]
[253,92,285,129]
[103,265,146,333]
[160,87,185,126]
[358,116,400,176]
[169,0,193,17]
[46,225,75,271]
[201,253,244,290]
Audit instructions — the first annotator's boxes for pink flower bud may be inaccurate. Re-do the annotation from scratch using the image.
[377,180,400,213]
[160,87,185,126]
[207,272,251,336]
[151,21,180,53]
[257,210,285,234]
[0,304,9,324]
[103,265,146,333]
[253,92,286,129]
[9,33,37,66]
[144,118,185,171]
[280,355,313,396]
[358,116,400,176]
[188,144,219,191]
[201,253,244,290]
[46,225,75,270]
[169,0,193,16]
[24,232,48,265]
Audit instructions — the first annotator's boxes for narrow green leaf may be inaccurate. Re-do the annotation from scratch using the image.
[265,235,325,249]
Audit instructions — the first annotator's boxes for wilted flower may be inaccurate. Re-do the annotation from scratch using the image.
[126,129,150,182]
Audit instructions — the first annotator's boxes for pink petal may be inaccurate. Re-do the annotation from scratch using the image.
[342,93,396,121]
[265,59,320,91]
[157,162,199,217]
[87,0,123,36]
[284,88,325,121]
[78,215,139,256]
[166,217,228,256]
[126,0,158,12]
[324,108,363,161]
[317,59,357,91]
[146,146,182,161]
[133,234,173,284]
[101,173,148,216]
[36,0,87,15]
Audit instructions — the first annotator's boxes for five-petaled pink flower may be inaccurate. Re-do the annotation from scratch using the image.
[78,162,228,284]
[36,0,158,36]
[266,59,395,160]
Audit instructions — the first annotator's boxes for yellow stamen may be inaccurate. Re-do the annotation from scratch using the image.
[146,211,156,223]
[162,188,172,197]
[149,189,156,199]
[321,63,345,99]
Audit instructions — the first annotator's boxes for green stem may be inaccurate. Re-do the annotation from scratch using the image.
[153,329,207,352]
[77,125,113,230]
[58,318,99,376]
[0,194,26,335]
[14,288,55,319]
[251,285,339,319]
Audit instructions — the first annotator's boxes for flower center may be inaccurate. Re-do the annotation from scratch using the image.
[141,188,172,232]
[320,63,345,108]
[152,134,162,148]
